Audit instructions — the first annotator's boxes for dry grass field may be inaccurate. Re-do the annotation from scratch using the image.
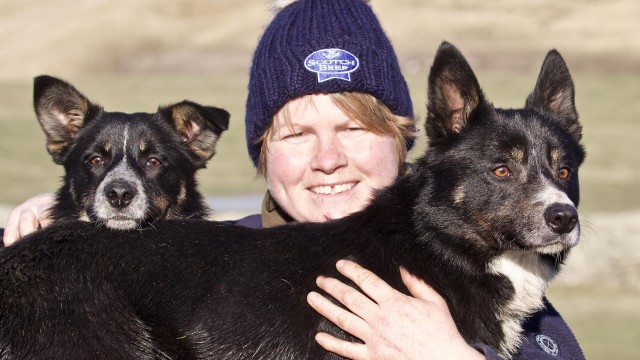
[1,0,639,358]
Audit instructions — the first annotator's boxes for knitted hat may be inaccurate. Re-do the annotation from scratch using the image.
[245,0,415,166]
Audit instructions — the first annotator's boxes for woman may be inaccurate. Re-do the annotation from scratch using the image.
[3,0,583,359]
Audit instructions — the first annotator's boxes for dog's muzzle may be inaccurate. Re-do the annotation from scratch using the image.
[104,181,138,209]
[544,203,578,234]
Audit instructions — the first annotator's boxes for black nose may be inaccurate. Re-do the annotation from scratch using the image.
[544,204,578,234]
[104,181,137,209]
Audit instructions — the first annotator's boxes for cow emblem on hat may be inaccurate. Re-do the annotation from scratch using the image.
[304,48,360,82]
[322,49,341,59]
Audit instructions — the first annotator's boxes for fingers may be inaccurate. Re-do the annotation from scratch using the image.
[308,282,371,339]
[39,215,54,229]
[334,259,395,302]
[2,216,20,246]
[327,260,444,308]
[3,193,55,246]
[314,332,369,360]
[399,266,446,305]
[3,208,37,246]
[18,211,41,236]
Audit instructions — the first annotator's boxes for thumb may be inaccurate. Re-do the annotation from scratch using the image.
[399,267,445,304]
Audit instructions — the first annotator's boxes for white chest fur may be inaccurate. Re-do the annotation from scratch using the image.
[489,251,557,357]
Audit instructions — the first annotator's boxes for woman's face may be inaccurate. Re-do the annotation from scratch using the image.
[265,94,399,223]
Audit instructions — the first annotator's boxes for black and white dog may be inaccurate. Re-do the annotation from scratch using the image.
[32,75,229,229]
[0,43,585,359]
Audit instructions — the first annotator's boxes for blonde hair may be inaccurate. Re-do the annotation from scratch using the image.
[256,92,416,176]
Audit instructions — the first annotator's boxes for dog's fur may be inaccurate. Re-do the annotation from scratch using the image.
[33,75,229,229]
[0,43,585,359]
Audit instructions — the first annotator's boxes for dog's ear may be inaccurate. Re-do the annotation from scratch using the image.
[425,42,486,142]
[160,101,230,166]
[525,50,581,142]
[34,75,99,164]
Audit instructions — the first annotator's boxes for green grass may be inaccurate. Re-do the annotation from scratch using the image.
[2,70,639,212]
[547,285,640,360]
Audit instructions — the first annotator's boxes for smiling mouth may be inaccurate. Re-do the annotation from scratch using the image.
[310,182,357,195]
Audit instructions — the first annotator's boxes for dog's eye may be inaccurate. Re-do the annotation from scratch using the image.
[146,157,162,167]
[88,156,103,166]
[558,167,571,180]
[492,166,511,177]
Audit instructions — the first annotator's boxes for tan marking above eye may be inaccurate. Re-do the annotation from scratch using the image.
[453,186,465,204]
[551,148,563,165]
[509,147,525,163]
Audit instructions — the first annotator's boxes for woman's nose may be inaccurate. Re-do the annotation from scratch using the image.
[310,135,347,174]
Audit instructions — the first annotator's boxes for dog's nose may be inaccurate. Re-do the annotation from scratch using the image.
[105,181,137,209]
[544,204,578,234]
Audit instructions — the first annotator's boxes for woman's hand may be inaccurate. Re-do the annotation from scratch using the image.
[3,193,55,246]
[307,260,484,360]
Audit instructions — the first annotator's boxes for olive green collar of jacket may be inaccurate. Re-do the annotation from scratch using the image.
[260,191,293,228]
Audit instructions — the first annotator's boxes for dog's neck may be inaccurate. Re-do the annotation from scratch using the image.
[489,251,557,356]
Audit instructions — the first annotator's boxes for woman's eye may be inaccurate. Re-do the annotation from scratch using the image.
[146,157,162,167]
[344,127,368,137]
[492,166,511,178]
[283,132,303,139]
[558,167,571,180]
[281,132,310,144]
[88,156,103,166]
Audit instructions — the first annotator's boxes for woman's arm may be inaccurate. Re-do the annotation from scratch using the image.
[308,260,585,360]
[306,259,484,360]
[3,193,55,246]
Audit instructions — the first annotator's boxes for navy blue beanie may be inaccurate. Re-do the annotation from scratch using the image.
[245,0,415,167]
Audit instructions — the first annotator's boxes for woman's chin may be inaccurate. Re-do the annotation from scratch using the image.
[294,190,369,222]
[319,205,359,222]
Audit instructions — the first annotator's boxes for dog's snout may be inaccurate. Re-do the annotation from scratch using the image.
[544,204,578,234]
[105,181,137,209]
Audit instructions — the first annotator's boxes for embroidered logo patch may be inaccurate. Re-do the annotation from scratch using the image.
[304,48,359,82]
[535,334,559,356]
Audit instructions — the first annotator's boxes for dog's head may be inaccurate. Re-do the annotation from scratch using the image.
[33,75,230,229]
[417,42,585,256]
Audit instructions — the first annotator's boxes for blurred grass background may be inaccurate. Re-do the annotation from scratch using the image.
[0,0,639,358]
